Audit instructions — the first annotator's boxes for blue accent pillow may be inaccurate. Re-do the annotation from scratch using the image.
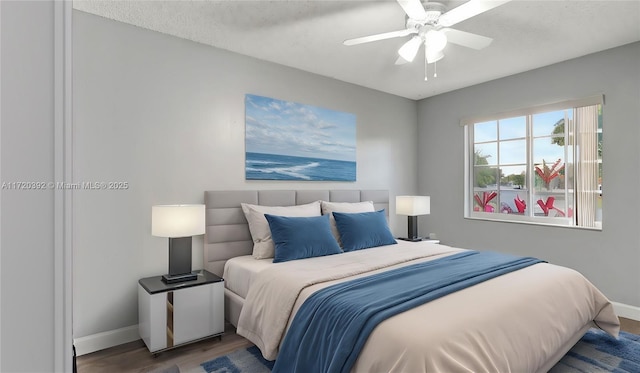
[332,210,397,252]
[265,214,342,263]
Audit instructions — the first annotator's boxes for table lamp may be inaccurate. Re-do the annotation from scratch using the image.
[152,204,205,283]
[396,195,430,242]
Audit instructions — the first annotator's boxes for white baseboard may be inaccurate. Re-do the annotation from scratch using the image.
[74,325,140,356]
[613,302,640,321]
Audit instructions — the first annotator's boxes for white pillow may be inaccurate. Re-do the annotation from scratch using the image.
[320,201,375,244]
[241,201,321,259]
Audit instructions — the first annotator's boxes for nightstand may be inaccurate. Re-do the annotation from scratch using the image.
[138,270,224,353]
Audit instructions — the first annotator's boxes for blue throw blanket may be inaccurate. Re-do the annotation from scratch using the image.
[271,250,545,373]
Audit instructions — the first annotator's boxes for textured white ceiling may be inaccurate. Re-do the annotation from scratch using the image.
[73,0,640,100]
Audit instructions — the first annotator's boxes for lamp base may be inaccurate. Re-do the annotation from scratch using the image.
[162,272,198,284]
[397,237,424,242]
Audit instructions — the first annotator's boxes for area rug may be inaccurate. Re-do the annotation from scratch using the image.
[550,329,640,372]
[189,329,640,373]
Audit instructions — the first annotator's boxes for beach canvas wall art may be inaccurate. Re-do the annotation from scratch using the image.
[245,94,356,181]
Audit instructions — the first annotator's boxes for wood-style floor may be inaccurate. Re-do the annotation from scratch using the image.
[76,323,252,373]
[619,316,640,334]
[78,317,640,373]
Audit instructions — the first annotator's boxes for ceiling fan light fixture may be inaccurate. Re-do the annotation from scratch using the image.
[426,48,444,64]
[425,30,447,52]
[395,56,409,65]
[398,36,423,62]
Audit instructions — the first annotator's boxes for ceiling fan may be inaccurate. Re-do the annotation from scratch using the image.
[343,0,511,79]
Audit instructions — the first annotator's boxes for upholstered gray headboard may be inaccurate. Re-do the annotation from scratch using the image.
[204,190,389,276]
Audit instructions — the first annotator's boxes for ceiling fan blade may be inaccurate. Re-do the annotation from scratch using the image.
[397,0,427,20]
[438,0,511,27]
[442,28,493,50]
[343,29,417,46]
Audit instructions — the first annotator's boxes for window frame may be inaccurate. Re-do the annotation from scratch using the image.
[462,95,603,230]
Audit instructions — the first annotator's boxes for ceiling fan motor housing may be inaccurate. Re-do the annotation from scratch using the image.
[406,2,446,29]
[422,2,446,21]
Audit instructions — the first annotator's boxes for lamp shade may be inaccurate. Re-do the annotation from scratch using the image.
[396,196,430,216]
[152,204,205,238]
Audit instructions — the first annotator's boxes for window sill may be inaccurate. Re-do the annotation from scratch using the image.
[464,215,602,231]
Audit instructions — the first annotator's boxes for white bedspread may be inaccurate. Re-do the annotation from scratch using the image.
[237,242,620,372]
[223,255,273,299]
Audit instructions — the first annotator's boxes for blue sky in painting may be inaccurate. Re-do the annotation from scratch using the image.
[245,94,356,162]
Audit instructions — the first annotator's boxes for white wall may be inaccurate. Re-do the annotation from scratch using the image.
[72,11,418,340]
[417,42,640,308]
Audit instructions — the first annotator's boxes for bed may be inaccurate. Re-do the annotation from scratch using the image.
[204,189,620,372]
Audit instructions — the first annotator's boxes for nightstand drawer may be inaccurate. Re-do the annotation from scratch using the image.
[172,282,224,345]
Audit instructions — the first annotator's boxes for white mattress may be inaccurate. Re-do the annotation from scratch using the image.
[223,255,274,299]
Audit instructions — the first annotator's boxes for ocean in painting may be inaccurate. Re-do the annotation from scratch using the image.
[246,152,356,181]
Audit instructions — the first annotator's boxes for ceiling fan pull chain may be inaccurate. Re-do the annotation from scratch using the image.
[424,51,428,81]
[434,61,438,78]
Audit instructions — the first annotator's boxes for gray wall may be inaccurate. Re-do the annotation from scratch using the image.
[1,1,56,371]
[72,11,418,339]
[417,42,640,307]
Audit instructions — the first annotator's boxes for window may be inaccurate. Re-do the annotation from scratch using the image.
[464,96,603,229]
